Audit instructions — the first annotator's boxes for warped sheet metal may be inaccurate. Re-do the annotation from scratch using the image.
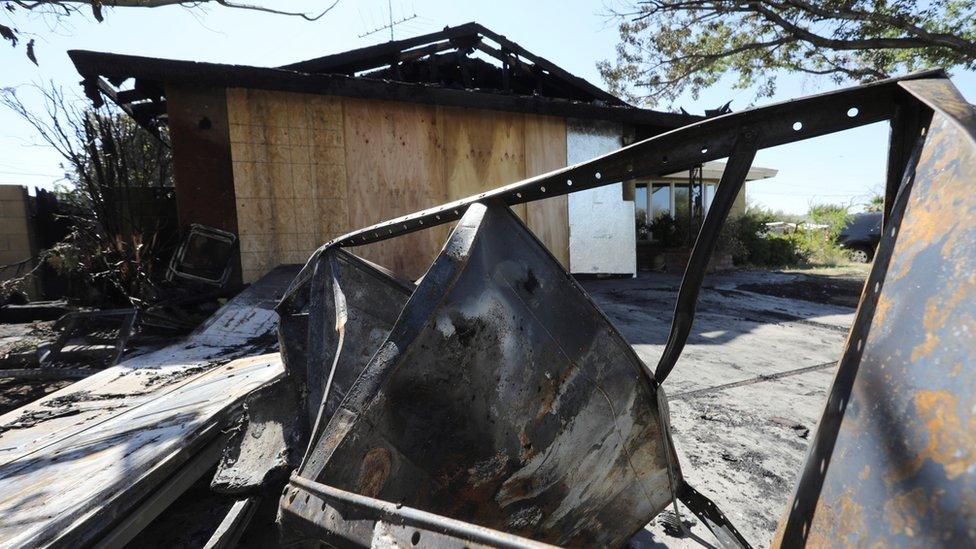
[775,78,976,547]
[277,70,976,548]
[280,203,677,546]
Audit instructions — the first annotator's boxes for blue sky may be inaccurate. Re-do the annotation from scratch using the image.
[2,0,974,214]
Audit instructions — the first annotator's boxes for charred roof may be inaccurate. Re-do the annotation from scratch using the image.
[69,22,698,134]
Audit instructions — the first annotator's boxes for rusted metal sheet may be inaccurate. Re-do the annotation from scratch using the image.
[276,70,976,547]
[281,202,678,546]
[775,79,976,547]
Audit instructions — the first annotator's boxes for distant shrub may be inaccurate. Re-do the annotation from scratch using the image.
[791,203,852,266]
[720,207,798,267]
[648,213,688,248]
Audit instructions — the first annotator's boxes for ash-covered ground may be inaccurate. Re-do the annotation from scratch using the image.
[582,269,864,548]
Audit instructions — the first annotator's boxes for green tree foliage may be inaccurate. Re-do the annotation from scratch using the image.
[790,202,852,265]
[722,206,797,267]
[865,193,885,212]
[600,1,976,106]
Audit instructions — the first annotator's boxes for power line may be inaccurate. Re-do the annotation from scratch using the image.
[0,169,63,178]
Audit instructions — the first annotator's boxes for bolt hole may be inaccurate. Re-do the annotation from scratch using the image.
[792,121,803,131]
[540,186,546,192]
[662,156,669,164]
[567,179,573,186]
[198,117,212,130]
[453,210,459,215]
[516,192,522,198]
[436,215,441,220]
[701,147,709,154]
[920,126,927,136]
[595,172,602,180]
[411,531,421,545]
[847,107,859,118]
[874,281,881,293]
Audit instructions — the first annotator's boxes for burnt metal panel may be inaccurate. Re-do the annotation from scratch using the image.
[774,78,976,547]
[302,249,414,438]
[284,201,676,547]
[273,71,976,547]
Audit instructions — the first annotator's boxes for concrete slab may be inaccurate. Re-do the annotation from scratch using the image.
[582,271,859,548]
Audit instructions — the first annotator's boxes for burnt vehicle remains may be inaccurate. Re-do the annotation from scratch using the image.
[272,70,976,548]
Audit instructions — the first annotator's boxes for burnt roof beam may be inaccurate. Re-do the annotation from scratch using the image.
[280,22,483,74]
[474,25,628,106]
[68,49,700,129]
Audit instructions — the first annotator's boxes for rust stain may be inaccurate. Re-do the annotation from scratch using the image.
[913,390,976,479]
[859,465,872,481]
[888,390,976,485]
[873,294,893,326]
[804,489,866,548]
[882,486,926,538]
[910,270,974,362]
[910,333,940,362]
[356,447,392,498]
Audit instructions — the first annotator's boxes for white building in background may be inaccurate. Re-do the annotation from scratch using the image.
[566,121,778,276]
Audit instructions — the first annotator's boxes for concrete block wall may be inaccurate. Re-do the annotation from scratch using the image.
[0,185,35,285]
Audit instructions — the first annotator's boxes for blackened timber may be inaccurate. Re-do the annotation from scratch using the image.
[279,22,483,74]
[68,50,697,129]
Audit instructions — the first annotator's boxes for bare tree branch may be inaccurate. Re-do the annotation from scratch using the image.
[1,0,340,61]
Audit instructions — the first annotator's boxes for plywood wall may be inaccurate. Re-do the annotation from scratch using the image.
[227,89,348,282]
[226,90,569,281]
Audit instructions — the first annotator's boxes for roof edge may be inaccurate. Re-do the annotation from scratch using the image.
[68,49,700,129]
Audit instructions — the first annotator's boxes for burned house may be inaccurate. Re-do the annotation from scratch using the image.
[69,23,771,282]
[2,20,974,544]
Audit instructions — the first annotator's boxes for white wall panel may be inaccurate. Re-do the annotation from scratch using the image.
[566,119,636,275]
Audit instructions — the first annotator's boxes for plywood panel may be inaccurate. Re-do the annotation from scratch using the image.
[227,89,569,281]
[524,115,569,266]
[227,89,347,282]
[342,98,449,278]
[439,107,528,221]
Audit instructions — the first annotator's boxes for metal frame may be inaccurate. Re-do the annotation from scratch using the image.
[283,474,558,549]
[278,69,976,547]
[166,223,238,287]
[39,308,138,368]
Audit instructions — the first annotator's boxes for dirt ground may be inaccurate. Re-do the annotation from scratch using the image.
[582,269,864,548]
[0,321,76,415]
